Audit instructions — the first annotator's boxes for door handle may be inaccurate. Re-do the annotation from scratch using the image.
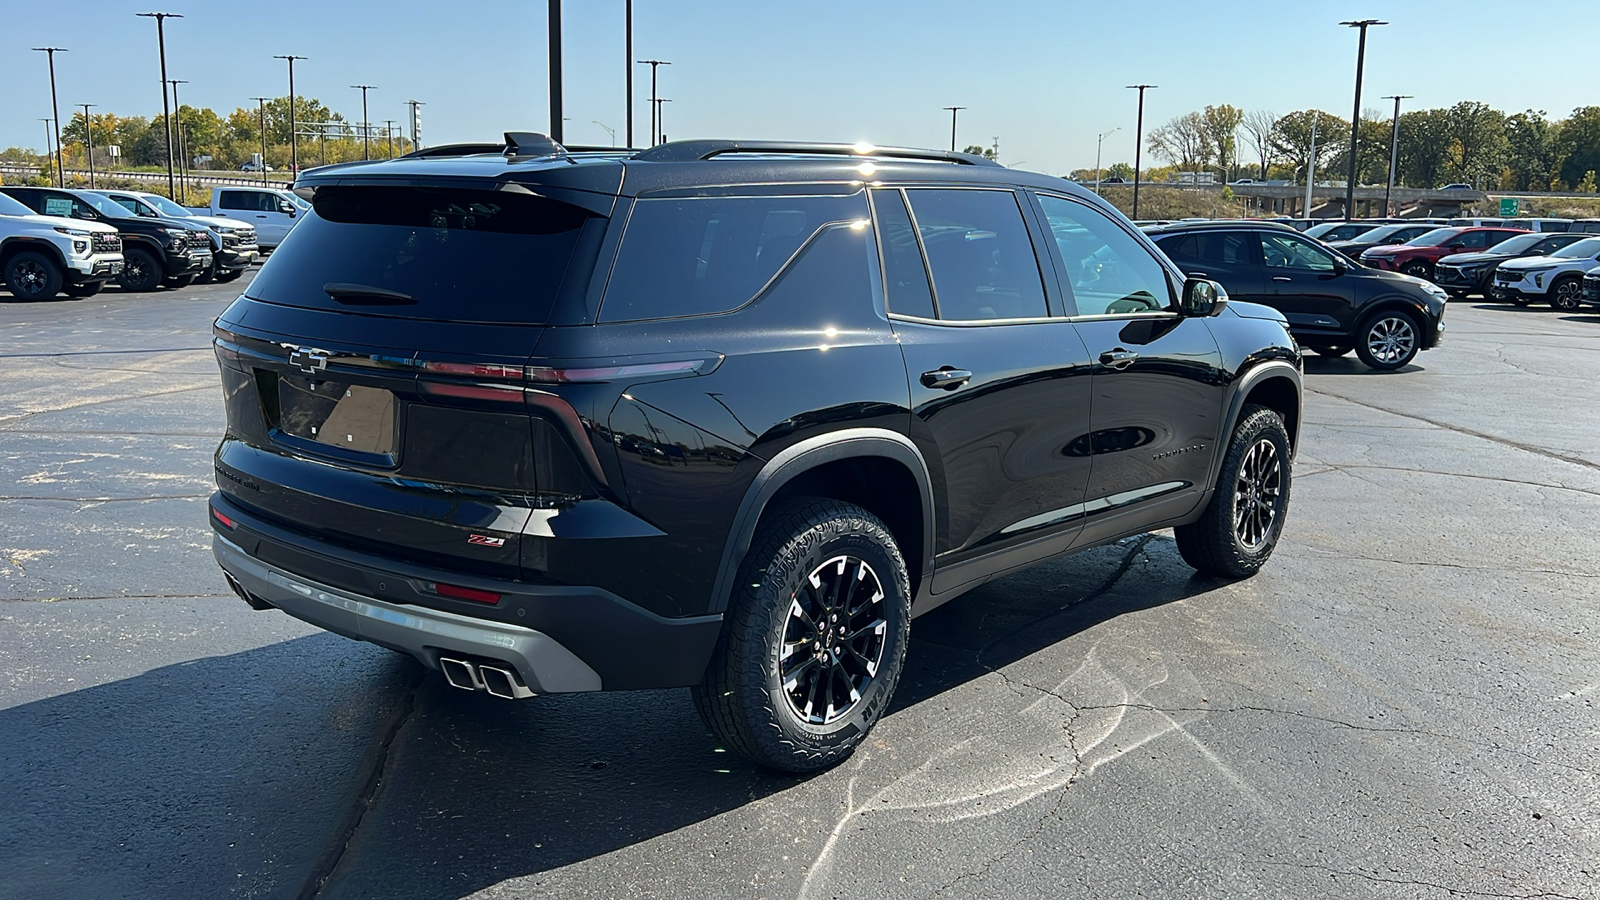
[920,368,972,390]
[1099,349,1138,371]
[1271,275,1292,282]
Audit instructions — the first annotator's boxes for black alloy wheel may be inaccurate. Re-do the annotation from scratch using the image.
[1175,404,1292,578]
[117,249,163,292]
[3,251,64,300]
[1355,311,1421,370]
[1401,260,1433,281]
[693,498,910,773]
[1550,277,1583,312]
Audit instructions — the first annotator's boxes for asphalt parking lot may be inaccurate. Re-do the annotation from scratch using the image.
[2,276,1596,900]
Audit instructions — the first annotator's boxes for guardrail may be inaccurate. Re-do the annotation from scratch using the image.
[0,163,295,188]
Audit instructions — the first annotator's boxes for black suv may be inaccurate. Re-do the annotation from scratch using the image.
[1433,232,1586,298]
[1148,221,1448,370]
[0,186,212,292]
[210,135,1303,772]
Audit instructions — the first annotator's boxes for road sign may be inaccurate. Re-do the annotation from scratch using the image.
[1499,197,1519,216]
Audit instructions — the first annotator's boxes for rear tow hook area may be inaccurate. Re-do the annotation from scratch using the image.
[224,572,276,611]
[438,656,537,699]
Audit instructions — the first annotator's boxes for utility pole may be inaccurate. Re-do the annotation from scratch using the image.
[351,85,376,159]
[636,59,670,145]
[593,120,616,147]
[79,104,97,188]
[167,79,188,196]
[406,99,424,151]
[31,48,66,187]
[250,97,270,185]
[39,119,56,182]
[273,55,306,176]
[383,119,396,158]
[625,0,634,148]
[942,106,965,152]
[654,98,671,143]
[1381,94,1411,217]
[1341,19,1386,221]
[1095,126,1120,195]
[136,13,183,198]
[1126,84,1156,219]
[548,0,563,143]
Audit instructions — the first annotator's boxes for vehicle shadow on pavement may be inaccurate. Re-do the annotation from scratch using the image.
[1300,357,1421,375]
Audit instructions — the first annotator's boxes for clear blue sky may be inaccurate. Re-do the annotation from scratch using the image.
[3,0,1588,175]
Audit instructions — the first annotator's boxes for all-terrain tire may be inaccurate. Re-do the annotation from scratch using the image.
[692,498,911,773]
[3,251,64,300]
[1175,404,1292,579]
[118,248,163,292]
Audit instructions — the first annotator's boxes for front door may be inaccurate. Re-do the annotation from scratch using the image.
[872,187,1096,596]
[1257,231,1357,337]
[1032,193,1227,546]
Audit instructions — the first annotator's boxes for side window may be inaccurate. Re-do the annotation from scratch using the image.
[1260,233,1336,272]
[111,197,142,215]
[905,189,1048,321]
[43,195,76,217]
[869,189,935,319]
[1036,193,1172,316]
[219,191,248,211]
[1163,231,1255,268]
[1460,231,1493,249]
[601,193,866,322]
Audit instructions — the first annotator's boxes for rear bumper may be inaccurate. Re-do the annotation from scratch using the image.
[208,493,723,691]
[216,247,258,271]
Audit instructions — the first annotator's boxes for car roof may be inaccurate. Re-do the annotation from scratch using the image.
[1143,220,1297,235]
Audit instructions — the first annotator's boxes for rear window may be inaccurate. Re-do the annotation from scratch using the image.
[600,193,866,322]
[245,186,593,324]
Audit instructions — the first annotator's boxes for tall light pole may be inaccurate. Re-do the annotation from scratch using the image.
[274,55,306,176]
[593,120,616,147]
[79,104,97,188]
[654,98,671,142]
[1341,19,1386,221]
[636,59,670,145]
[383,120,396,158]
[406,99,424,151]
[1304,117,1319,218]
[136,14,182,199]
[548,0,564,142]
[1126,84,1156,219]
[32,48,67,187]
[1095,126,1120,195]
[942,106,966,152]
[351,85,376,159]
[39,119,56,181]
[1381,94,1411,217]
[167,79,188,196]
[625,0,634,148]
[250,96,270,185]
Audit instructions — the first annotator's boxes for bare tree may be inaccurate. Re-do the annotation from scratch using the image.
[1242,109,1276,180]
[1146,112,1210,171]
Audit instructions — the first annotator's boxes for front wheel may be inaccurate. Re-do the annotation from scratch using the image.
[692,498,911,773]
[1401,260,1433,281]
[1175,405,1292,579]
[117,249,163,292]
[1355,311,1421,370]
[1550,277,1583,312]
[3,251,64,300]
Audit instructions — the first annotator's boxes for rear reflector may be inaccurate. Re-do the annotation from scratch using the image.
[435,583,502,604]
[211,508,236,529]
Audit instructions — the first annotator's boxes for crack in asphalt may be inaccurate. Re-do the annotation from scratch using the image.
[1283,547,1600,580]
[1253,858,1587,900]
[300,664,427,900]
[1304,387,1600,474]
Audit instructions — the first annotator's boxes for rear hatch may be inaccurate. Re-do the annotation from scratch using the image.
[214,178,613,578]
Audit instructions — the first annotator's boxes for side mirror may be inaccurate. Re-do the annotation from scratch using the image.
[1181,277,1229,317]
[279,202,296,216]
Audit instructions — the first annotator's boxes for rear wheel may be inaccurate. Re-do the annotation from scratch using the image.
[1550,277,1583,312]
[1355,310,1421,370]
[117,249,163,292]
[1175,404,1292,579]
[692,498,911,773]
[63,281,103,298]
[3,251,64,300]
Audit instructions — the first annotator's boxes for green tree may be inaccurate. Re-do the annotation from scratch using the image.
[960,144,998,161]
[1558,106,1600,189]
[1269,110,1345,182]
[1199,104,1244,177]
[1396,108,1452,188]
[1504,111,1566,191]
[1439,101,1508,185]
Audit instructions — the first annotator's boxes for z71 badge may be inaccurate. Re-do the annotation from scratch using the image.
[467,534,506,547]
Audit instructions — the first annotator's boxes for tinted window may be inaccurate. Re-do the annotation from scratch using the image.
[1162,231,1255,267]
[109,196,144,216]
[906,189,1048,320]
[1530,235,1578,254]
[1261,233,1336,271]
[870,189,936,319]
[246,185,593,325]
[1037,194,1171,316]
[1457,231,1492,249]
[602,193,865,322]
[218,190,251,211]
[0,192,32,217]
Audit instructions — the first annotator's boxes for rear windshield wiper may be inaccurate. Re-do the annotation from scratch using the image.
[323,283,416,305]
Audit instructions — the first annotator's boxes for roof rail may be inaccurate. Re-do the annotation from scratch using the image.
[398,142,506,160]
[632,140,1001,167]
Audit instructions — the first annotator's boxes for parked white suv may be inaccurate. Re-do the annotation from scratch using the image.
[1491,237,1600,310]
[0,191,124,300]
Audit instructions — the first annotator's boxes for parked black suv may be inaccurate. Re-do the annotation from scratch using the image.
[210,135,1303,772]
[1148,221,1447,369]
[1433,232,1586,298]
[0,186,212,292]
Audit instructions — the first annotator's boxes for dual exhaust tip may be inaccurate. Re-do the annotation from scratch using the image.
[439,656,536,700]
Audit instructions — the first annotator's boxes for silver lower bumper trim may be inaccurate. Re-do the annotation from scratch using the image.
[213,534,602,693]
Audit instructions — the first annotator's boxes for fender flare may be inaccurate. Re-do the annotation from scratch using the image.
[0,236,69,271]
[1208,360,1302,488]
[708,428,936,614]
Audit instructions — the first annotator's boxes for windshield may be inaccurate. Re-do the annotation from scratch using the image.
[1407,228,1464,247]
[78,193,135,219]
[1488,234,1544,255]
[137,193,193,218]
[1551,237,1600,259]
[1352,225,1407,243]
[0,193,34,217]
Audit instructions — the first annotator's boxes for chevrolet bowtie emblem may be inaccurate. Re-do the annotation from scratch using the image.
[289,347,329,375]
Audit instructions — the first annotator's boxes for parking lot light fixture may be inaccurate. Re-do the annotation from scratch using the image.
[1341,19,1387,221]
[79,104,97,188]
[32,48,67,187]
[351,85,376,160]
[167,80,188,196]
[636,59,671,145]
[1382,94,1412,216]
[273,55,307,175]
[942,106,966,153]
[249,97,271,185]
[1126,84,1156,219]
[1095,126,1120,196]
[593,120,616,147]
[136,13,183,199]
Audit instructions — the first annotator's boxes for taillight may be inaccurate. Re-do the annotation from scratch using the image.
[211,507,236,529]
[525,358,715,384]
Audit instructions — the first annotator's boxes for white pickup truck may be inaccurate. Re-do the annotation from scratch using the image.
[191,186,307,249]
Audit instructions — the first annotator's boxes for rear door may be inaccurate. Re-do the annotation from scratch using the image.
[1154,228,1267,306]
[878,187,1096,594]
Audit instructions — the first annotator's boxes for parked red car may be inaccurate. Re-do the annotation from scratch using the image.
[1359,226,1527,281]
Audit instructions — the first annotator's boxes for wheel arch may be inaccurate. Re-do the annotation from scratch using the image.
[1213,361,1302,486]
[0,237,68,272]
[709,429,935,614]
